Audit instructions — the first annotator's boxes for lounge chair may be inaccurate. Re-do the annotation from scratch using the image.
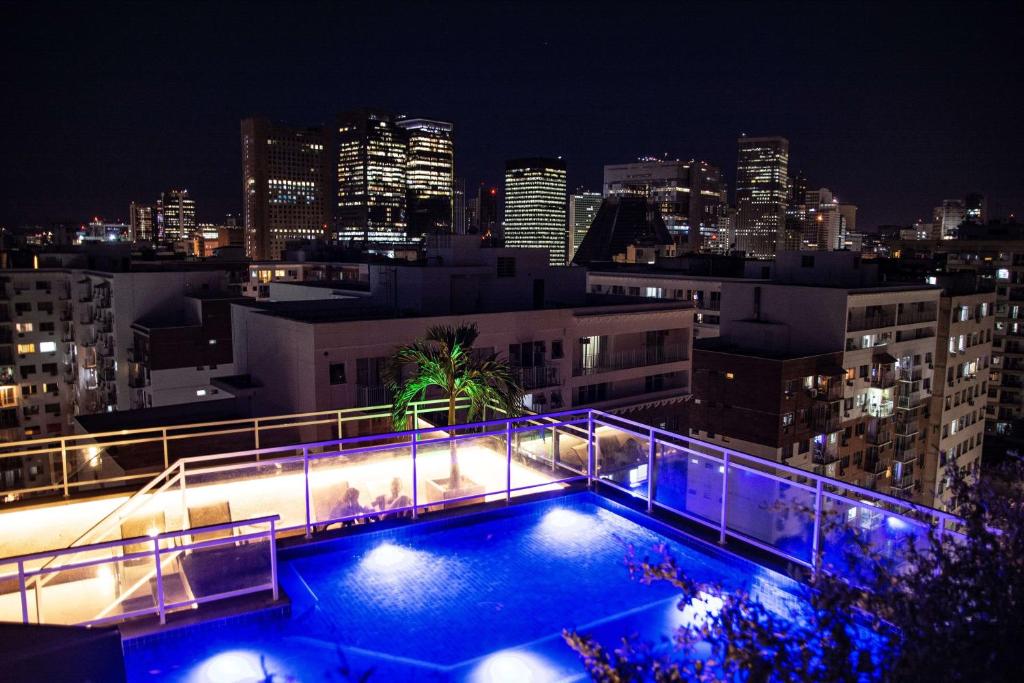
[187,501,234,545]
[311,479,350,531]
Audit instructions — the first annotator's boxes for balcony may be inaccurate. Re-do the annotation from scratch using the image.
[870,370,897,389]
[128,371,149,388]
[848,310,896,332]
[357,384,393,407]
[574,343,687,376]
[890,473,915,492]
[810,405,841,433]
[512,365,560,390]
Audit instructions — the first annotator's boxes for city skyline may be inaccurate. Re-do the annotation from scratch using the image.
[1,1,1021,231]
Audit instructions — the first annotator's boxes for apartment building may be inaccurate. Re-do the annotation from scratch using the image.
[889,223,1023,434]
[689,252,944,502]
[924,276,994,509]
[241,262,370,300]
[586,265,771,339]
[231,299,692,430]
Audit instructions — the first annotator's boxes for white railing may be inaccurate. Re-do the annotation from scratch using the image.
[0,515,278,628]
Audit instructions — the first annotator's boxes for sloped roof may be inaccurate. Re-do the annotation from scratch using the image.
[571,195,673,266]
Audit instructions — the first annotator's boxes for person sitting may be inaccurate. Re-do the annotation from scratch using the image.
[375,477,413,520]
[338,487,368,525]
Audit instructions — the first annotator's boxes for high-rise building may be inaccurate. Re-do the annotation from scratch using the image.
[156,189,197,243]
[453,177,467,235]
[335,110,408,244]
[603,158,723,251]
[735,136,789,259]
[964,193,987,225]
[396,118,454,237]
[568,190,602,261]
[241,118,331,261]
[504,158,567,265]
[934,199,966,239]
[471,184,499,237]
[129,202,154,242]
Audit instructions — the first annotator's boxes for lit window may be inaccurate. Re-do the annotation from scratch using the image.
[16,343,35,354]
[725,372,735,380]
[39,341,56,353]
[196,389,207,397]
[15,322,33,333]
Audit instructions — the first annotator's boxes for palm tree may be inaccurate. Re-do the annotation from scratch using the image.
[384,323,523,490]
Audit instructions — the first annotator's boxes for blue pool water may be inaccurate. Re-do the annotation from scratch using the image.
[125,493,805,682]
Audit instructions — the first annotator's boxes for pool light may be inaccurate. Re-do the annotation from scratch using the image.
[362,542,413,571]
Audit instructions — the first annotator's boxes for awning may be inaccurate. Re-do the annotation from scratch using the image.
[819,365,847,377]
[873,351,897,364]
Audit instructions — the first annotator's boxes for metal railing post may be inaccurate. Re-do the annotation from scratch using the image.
[937,516,946,538]
[336,411,343,442]
[506,420,513,504]
[179,460,187,530]
[303,448,311,539]
[411,431,419,520]
[17,561,29,624]
[60,442,69,498]
[153,537,165,625]
[270,518,279,601]
[161,429,169,470]
[647,431,656,513]
[587,411,595,488]
[811,479,824,576]
[253,418,260,461]
[412,402,419,429]
[719,451,730,545]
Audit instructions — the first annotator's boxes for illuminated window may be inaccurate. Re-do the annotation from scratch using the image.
[725,372,735,380]
[196,389,207,397]
[39,341,56,353]
[15,322,33,333]
[16,343,35,354]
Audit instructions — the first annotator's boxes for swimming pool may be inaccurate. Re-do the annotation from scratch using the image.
[124,492,804,682]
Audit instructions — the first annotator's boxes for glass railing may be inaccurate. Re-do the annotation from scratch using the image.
[0,406,971,628]
[0,515,278,628]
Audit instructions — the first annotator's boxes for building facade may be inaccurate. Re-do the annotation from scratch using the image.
[396,118,454,237]
[603,158,723,252]
[335,110,409,244]
[734,136,789,259]
[503,157,567,265]
[568,190,602,262]
[241,118,331,260]
[156,189,197,244]
[129,202,154,242]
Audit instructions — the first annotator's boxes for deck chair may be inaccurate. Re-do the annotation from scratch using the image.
[187,501,234,545]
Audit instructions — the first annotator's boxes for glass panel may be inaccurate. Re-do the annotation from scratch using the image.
[820,495,931,582]
[594,423,649,494]
[183,457,307,532]
[176,532,272,607]
[510,425,566,496]
[33,549,156,625]
[725,466,816,565]
[308,444,414,528]
[653,444,723,526]
[416,433,506,509]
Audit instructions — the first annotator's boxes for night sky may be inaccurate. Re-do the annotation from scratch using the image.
[2,1,1022,230]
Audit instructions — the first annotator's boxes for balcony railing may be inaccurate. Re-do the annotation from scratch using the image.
[870,370,896,389]
[574,343,687,376]
[848,311,896,332]
[356,384,392,407]
[513,365,560,390]
[0,404,969,630]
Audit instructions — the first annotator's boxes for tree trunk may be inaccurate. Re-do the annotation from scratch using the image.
[448,394,460,488]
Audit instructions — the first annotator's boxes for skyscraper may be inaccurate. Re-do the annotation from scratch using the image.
[471,184,499,237]
[156,189,197,243]
[934,199,966,239]
[335,110,408,244]
[241,117,331,260]
[129,202,154,242]
[396,117,454,236]
[965,193,987,225]
[568,190,602,261]
[453,177,467,234]
[734,135,789,259]
[504,157,567,265]
[603,158,723,251]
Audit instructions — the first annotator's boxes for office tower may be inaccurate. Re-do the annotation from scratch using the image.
[471,184,499,237]
[572,195,673,266]
[129,202,154,242]
[335,110,408,244]
[241,118,331,260]
[965,193,987,224]
[603,158,723,251]
[504,157,567,265]
[568,190,602,261]
[934,199,966,239]
[734,135,789,259]
[788,170,808,205]
[396,118,454,236]
[803,188,841,251]
[453,177,467,234]
[156,189,197,243]
[838,203,858,248]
